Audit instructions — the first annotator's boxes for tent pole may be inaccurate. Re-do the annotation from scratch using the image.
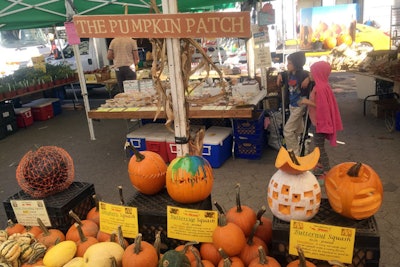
[73,44,96,140]
[162,0,189,156]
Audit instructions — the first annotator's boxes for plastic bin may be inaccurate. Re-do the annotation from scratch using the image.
[234,134,265,159]
[14,108,34,128]
[233,110,265,137]
[3,182,96,234]
[202,126,233,168]
[23,99,54,121]
[145,131,168,163]
[0,102,16,124]
[0,120,18,140]
[46,98,62,116]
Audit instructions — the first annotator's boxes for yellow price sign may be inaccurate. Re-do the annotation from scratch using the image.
[99,201,138,238]
[289,220,356,264]
[167,206,218,243]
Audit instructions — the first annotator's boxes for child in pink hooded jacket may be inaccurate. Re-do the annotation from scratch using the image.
[300,61,343,177]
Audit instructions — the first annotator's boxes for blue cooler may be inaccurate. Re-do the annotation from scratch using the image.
[126,127,150,154]
[202,126,233,168]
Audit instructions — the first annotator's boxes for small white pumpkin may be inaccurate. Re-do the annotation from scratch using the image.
[267,169,321,222]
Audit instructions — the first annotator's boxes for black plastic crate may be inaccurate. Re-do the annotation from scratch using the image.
[127,188,212,251]
[270,199,380,267]
[3,182,96,234]
[0,102,16,124]
[0,120,18,140]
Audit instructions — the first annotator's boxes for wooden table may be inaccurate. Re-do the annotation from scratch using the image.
[88,90,267,120]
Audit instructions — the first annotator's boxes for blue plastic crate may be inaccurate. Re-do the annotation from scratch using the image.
[234,133,265,159]
[46,98,62,116]
[233,110,265,137]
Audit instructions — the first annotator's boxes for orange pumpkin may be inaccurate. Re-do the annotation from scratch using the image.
[254,206,273,245]
[36,218,66,248]
[286,246,316,267]
[325,162,383,220]
[86,195,100,226]
[191,246,215,267]
[200,242,222,266]
[166,155,214,204]
[5,219,25,236]
[239,221,268,266]
[66,210,99,242]
[248,246,281,267]
[23,225,43,238]
[122,234,158,267]
[226,184,257,236]
[75,223,99,257]
[175,243,199,263]
[217,248,245,267]
[212,206,246,257]
[275,147,320,175]
[127,144,167,195]
[21,259,44,267]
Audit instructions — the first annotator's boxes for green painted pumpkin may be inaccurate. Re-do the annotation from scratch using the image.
[166,155,214,204]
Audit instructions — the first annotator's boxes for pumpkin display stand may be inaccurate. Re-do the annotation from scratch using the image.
[270,199,380,267]
[3,182,96,234]
[127,188,212,252]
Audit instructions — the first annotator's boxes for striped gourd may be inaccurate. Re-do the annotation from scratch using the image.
[19,243,34,263]
[0,239,21,262]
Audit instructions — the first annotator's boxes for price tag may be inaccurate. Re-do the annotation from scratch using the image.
[167,206,217,243]
[99,201,138,238]
[289,220,356,264]
[10,200,51,227]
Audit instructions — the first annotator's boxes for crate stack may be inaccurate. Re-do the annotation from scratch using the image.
[0,102,18,140]
[233,110,266,159]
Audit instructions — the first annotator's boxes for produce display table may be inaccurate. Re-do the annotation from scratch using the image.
[88,90,267,120]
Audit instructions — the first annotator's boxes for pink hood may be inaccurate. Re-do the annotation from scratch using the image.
[310,61,343,146]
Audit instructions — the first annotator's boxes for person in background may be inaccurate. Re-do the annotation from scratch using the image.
[276,51,311,156]
[300,61,343,182]
[107,37,140,93]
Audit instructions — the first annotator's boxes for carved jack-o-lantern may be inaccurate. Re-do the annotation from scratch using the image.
[267,170,321,222]
[166,155,214,204]
[325,162,383,220]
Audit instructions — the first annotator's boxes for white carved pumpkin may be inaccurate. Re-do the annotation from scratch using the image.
[267,169,321,222]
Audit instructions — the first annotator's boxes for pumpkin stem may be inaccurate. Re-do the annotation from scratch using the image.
[117,225,127,249]
[247,220,260,245]
[235,183,242,213]
[118,185,125,205]
[125,141,146,162]
[257,246,268,265]
[218,248,232,267]
[37,218,50,236]
[288,149,300,165]
[93,194,99,212]
[296,245,308,267]
[110,256,118,267]
[217,213,228,227]
[134,233,143,254]
[110,232,117,242]
[76,223,87,243]
[181,241,199,254]
[153,231,161,260]
[347,162,362,177]
[213,201,225,215]
[69,210,83,226]
[256,206,267,226]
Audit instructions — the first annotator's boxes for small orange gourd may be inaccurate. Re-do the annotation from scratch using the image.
[248,246,281,267]
[217,248,245,267]
[286,246,316,267]
[212,202,246,257]
[5,219,25,236]
[127,143,167,195]
[239,221,268,266]
[191,246,215,267]
[226,184,257,236]
[200,242,222,266]
[23,225,43,238]
[254,206,273,245]
[175,243,200,263]
[122,233,158,267]
[66,210,99,242]
[36,218,65,248]
[275,147,320,174]
[75,223,99,257]
[86,194,100,226]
